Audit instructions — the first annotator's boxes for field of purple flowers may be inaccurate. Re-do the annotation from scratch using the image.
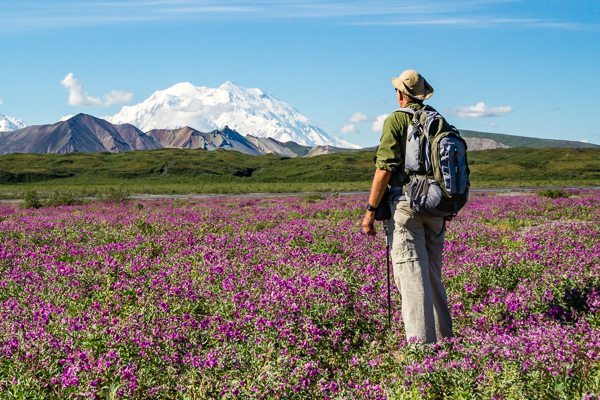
[0,191,598,399]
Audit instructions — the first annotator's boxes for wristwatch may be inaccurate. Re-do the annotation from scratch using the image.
[366,203,377,212]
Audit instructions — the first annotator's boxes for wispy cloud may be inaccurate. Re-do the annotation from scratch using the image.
[60,73,133,107]
[162,5,257,14]
[0,0,591,32]
[349,17,585,29]
[0,97,3,106]
[0,1,258,32]
[448,101,512,118]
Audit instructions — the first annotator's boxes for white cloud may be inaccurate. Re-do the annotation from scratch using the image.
[60,114,74,122]
[372,114,389,132]
[0,97,3,105]
[340,112,368,134]
[448,102,512,118]
[349,112,368,123]
[61,73,103,107]
[580,139,589,143]
[105,90,134,106]
[341,124,357,134]
[60,73,133,107]
[340,112,389,134]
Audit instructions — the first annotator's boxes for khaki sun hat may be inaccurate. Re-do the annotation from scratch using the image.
[391,69,434,101]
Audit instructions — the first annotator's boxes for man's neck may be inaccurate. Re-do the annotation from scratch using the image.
[399,100,422,108]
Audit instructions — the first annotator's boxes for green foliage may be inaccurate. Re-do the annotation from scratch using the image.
[135,219,155,235]
[303,193,326,203]
[310,238,343,255]
[45,190,83,207]
[538,189,571,199]
[476,261,546,294]
[21,190,42,209]
[96,187,130,203]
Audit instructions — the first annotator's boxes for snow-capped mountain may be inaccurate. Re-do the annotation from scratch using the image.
[0,114,27,131]
[108,81,358,148]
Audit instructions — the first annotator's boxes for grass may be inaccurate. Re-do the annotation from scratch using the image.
[459,130,600,149]
[0,147,598,199]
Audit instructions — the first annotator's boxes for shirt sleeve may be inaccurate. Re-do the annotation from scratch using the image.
[374,114,402,172]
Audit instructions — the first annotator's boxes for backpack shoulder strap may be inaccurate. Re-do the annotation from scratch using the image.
[394,107,416,115]
[395,107,422,129]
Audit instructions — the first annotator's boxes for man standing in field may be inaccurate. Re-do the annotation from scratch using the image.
[361,70,453,344]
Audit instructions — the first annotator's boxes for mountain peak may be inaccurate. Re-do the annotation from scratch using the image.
[71,113,91,120]
[169,81,195,89]
[0,113,27,132]
[109,82,357,148]
[162,81,201,96]
[67,113,107,126]
[219,80,239,88]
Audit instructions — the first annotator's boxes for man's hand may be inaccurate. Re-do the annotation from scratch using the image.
[362,211,376,235]
[362,168,392,236]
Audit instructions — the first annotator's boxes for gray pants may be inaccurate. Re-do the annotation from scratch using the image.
[386,196,453,344]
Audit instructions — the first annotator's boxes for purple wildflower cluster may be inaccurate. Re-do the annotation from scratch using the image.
[0,191,598,398]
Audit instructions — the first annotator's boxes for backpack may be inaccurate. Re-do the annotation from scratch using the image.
[397,105,470,220]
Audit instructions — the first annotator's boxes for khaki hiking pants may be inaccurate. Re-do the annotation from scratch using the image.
[386,194,453,344]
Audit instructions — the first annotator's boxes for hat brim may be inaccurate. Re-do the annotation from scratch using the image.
[391,77,434,101]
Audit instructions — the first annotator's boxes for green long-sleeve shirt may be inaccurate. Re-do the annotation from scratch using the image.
[374,102,422,186]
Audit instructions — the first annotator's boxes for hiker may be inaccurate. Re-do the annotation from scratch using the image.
[361,69,454,344]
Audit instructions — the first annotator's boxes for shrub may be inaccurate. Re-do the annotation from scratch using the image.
[304,193,326,203]
[45,190,83,207]
[539,189,570,199]
[21,190,42,209]
[97,187,130,203]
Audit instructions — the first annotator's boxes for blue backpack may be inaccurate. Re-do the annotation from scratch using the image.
[397,105,470,219]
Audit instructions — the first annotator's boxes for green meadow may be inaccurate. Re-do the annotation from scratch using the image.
[0,147,598,199]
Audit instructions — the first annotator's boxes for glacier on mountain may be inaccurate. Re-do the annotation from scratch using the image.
[108,81,359,148]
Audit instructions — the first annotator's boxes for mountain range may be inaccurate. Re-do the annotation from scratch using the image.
[1,112,597,158]
[0,113,365,157]
[1,81,597,156]
[0,114,289,156]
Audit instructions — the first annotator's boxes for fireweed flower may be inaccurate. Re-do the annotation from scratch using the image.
[0,191,597,398]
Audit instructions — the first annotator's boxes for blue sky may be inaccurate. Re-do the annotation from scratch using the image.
[0,0,598,147]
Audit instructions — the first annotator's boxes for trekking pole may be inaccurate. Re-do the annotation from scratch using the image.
[383,223,392,329]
